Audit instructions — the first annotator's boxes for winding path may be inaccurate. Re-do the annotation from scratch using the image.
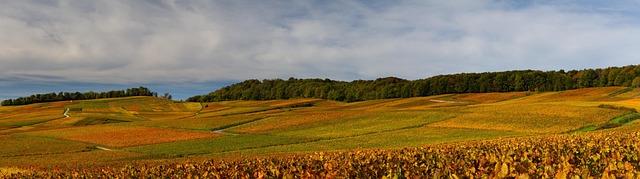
[95,146,113,151]
[63,108,70,118]
[429,99,461,103]
[213,130,239,136]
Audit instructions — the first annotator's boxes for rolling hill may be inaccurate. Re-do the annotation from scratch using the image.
[2,86,640,176]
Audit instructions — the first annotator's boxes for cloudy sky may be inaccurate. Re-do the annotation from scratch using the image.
[2,0,640,99]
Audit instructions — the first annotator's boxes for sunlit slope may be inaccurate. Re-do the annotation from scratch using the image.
[126,87,640,158]
[427,87,640,133]
[2,87,640,167]
[0,97,201,134]
[65,96,202,121]
[0,102,67,131]
[18,97,216,148]
[428,103,625,133]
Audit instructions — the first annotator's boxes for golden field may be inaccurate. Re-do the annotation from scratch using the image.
[3,87,640,177]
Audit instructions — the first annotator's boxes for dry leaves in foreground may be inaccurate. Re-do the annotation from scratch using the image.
[10,131,640,178]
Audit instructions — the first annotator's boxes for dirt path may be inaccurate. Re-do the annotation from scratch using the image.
[209,117,270,136]
[429,99,461,103]
[63,108,70,118]
[96,146,114,151]
[213,130,239,136]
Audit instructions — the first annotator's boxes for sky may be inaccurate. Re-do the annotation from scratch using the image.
[2,0,640,99]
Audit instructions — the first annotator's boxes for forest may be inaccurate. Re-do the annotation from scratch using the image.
[187,65,640,102]
[1,87,156,106]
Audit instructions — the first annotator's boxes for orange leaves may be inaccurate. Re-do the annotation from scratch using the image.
[12,131,640,178]
[429,102,625,133]
[29,125,220,147]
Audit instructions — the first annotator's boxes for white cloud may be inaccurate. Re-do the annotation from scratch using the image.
[1,0,640,84]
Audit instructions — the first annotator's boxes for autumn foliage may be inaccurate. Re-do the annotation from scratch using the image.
[10,131,640,178]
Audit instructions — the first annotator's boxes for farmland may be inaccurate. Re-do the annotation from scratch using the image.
[3,87,640,177]
[15,131,640,178]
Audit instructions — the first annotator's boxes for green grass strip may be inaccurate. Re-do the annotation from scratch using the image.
[571,112,640,133]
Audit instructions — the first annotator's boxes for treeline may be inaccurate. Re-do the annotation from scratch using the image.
[188,65,640,102]
[1,87,156,106]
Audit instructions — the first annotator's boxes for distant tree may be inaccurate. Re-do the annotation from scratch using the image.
[1,87,157,106]
[514,73,525,91]
[185,65,640,103]
[577,69,597,88]
[632,77,640,88]
[161,93,173,100]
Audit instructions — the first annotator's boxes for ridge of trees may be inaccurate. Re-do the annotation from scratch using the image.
[187,65,640,102]
[1,87,157,106]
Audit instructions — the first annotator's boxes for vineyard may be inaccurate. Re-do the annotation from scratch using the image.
[2,87,640,177]
[7,131,640,178]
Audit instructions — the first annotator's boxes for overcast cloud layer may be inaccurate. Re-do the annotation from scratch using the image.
[2,0,640,98]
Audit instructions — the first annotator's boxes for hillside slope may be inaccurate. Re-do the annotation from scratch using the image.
[1,87,640,168]
[188,65,640,102]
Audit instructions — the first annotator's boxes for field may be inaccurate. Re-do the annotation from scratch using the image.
[3,87,640,177]
[16,131,640,178]
[26,125,219,147]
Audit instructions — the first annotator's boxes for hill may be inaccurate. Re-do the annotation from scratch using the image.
[188,65,640,102]
[0,87,157,106]
[2,86,640,176]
